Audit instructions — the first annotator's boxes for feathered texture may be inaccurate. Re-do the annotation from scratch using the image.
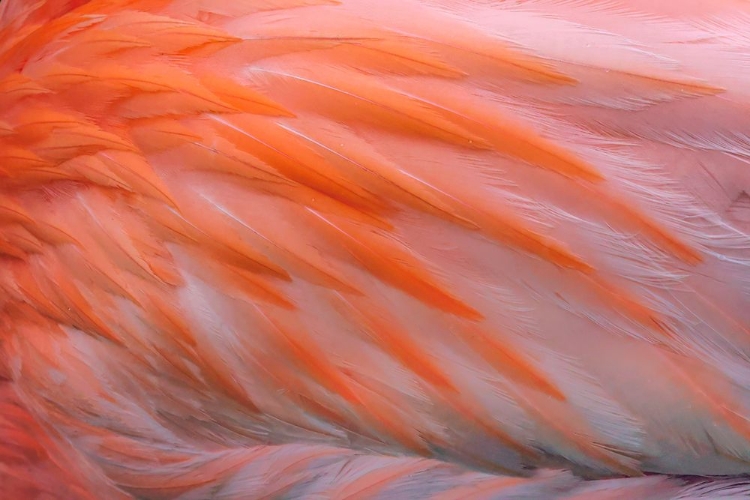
[2,0,750,498]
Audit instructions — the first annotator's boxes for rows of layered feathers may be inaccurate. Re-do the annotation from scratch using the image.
[2,0,750,498]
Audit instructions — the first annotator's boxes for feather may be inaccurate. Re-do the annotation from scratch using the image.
[3,0,750,498]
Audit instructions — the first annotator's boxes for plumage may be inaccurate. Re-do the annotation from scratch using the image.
[2,0,750,498]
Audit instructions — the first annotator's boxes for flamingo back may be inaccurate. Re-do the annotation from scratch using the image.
[2,0,750,497]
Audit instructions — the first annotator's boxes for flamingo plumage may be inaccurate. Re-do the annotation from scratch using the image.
[2,0,750,498]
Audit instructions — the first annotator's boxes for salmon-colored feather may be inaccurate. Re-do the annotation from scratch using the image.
[3,0,750,498]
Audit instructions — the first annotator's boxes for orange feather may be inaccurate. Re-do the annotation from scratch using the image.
[2,0,750,498]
